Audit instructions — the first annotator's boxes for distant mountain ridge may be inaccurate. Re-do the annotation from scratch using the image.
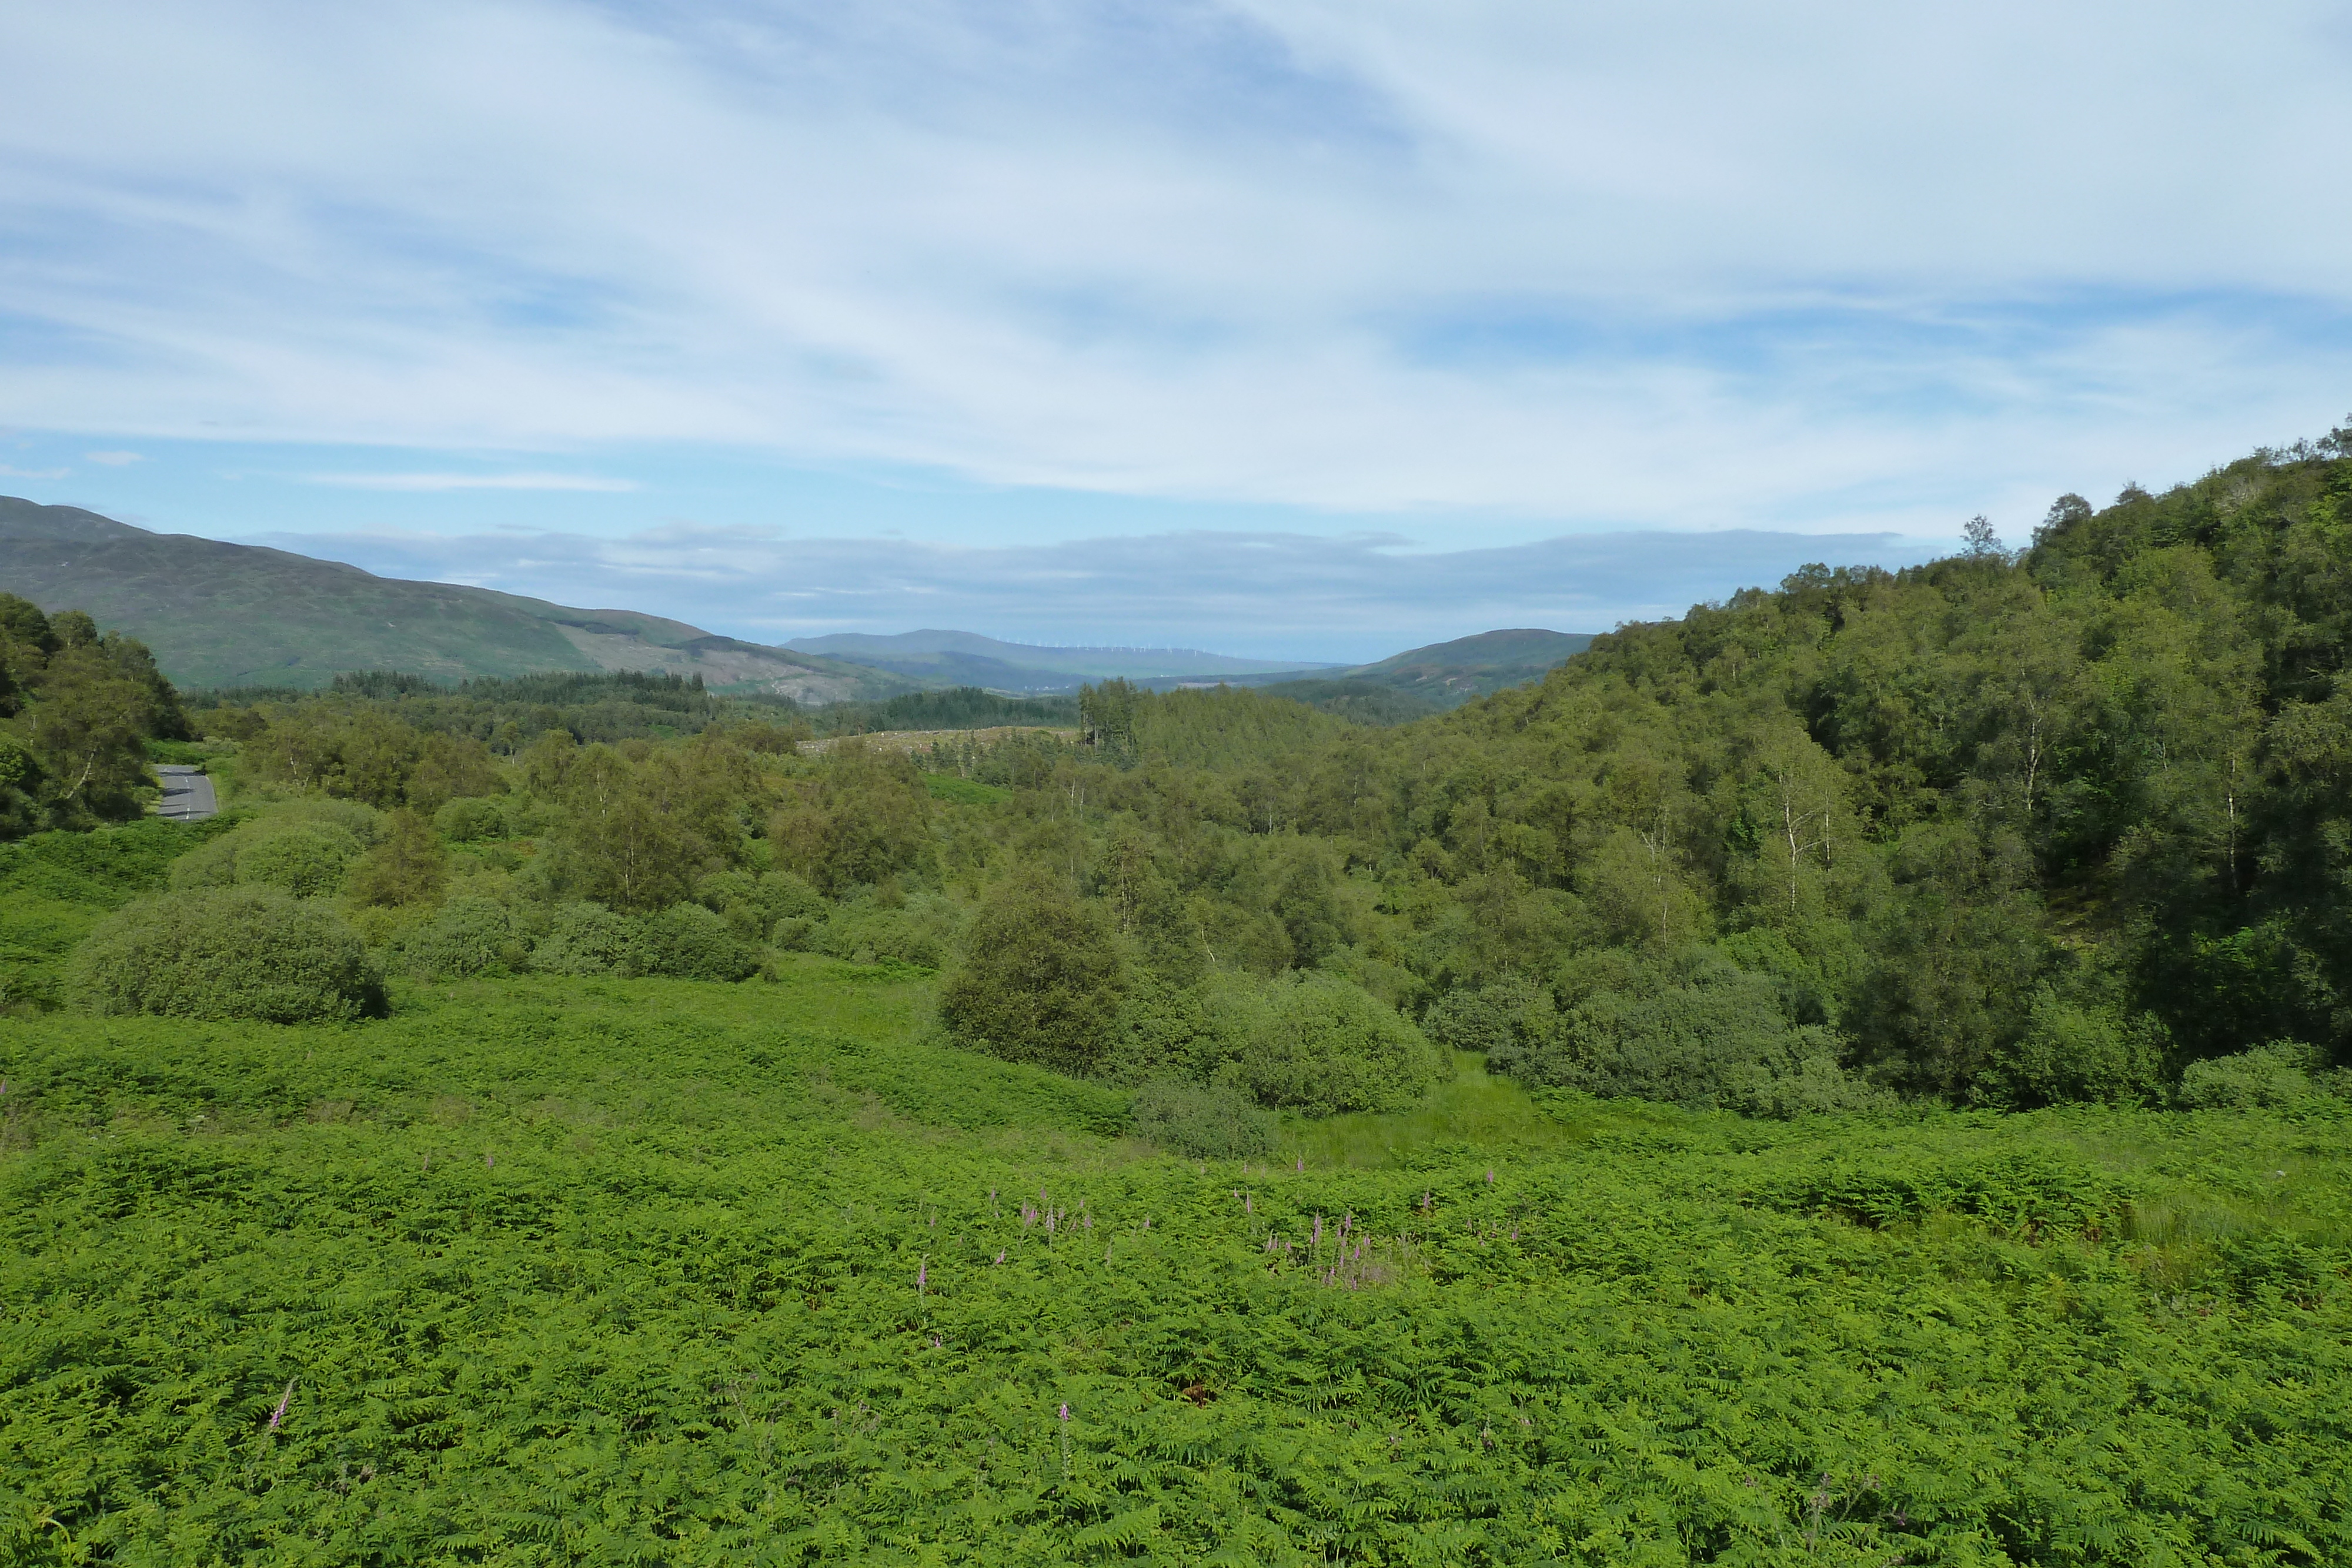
[785,628,1338,693]
[0,497,904,699]
[1,496,1593,708]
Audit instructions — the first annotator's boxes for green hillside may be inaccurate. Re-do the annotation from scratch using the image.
[1337,627,1593,707]
[0,497,907,700]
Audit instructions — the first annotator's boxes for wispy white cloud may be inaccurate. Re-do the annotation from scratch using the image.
[304,471,641,493]
[0,464,70,480]
[2,2,2348,544]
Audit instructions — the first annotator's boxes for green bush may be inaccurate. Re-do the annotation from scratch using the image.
[346,808,449,908]
[1425,975,1558,1066]
[1097,977,1220,1086]
[69,886,380,1022]
[1507,957,1882,1117]
[2176,1041,2328,1109]
[1130,1077,1277,1158]
[1978,987,2166,1106]
[639,902,761,981]
[697,869,828,941]
[168,802,380,899]
[1217,971,1444,1117]
[400,895,522,979]
[939,873,1125,1074]
[432,795,507,842]
[531,902,645,977]
[812,894,964,968]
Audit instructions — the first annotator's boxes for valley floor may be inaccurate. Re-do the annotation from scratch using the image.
[5,967,2349,1565]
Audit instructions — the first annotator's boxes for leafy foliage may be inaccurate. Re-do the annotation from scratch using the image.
[2,976,2347,1564]
[0,594,187,835]
[398,895,522,979]
[940,872,1127,1074]
[0,818,238,1009]
[68,885,382,1022]
[1213,969,1447,1117]
[639,901,763,981]
[1128,1076,1278,1158]
[169,802,379,898]
[529,900,646,977]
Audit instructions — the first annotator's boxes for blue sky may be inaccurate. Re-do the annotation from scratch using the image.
[4,2,2350,660]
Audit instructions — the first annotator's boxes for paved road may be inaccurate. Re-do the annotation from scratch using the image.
[156,765,218,823]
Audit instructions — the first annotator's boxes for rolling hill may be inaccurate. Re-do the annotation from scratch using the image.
[1342,627,1594,703]
[1258,628,1596,718]
[0,497,908,699]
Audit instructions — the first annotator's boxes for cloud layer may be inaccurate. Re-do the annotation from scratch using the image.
[267,521,1943,662]
[5,2,2349,559]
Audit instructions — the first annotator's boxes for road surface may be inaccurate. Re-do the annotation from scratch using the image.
[156,765,218,823]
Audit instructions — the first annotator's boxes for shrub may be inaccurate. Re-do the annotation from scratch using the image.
[432,795,507,842]
[769,743,934,895]
[2176,1041,2327,1110]
[70,886,380,1023]
[939,872,1125,1074]
[1218,971,1444,1117]
[1425,976,1558,1071]
[532,902,645,977]
[813,894,964,968]
[346,809,449,908]
[1097,977,1219,1086]
[1977,988,2166,1107]
[168,801,380,898]
[1506,956,1882,1117]
[1130,1078,1277,1158]
[400,895,521,979]
[639,902,761,981]
[697,869,828,940]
